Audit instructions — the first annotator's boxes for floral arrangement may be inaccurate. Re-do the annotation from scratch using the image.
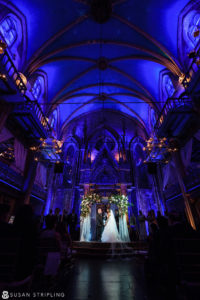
[80,193,101,218]
[80,193,130,218]
[109,194,129,216]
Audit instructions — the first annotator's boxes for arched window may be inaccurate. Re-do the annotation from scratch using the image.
[50,109,58,130]
[0,16,17,47]
[188,12,200,47]
[32,77,42,100]
[50,117,55,128]
[66,145,75,164]
[163,75,175,98]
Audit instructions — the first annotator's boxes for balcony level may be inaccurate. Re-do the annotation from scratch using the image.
[0,47,50,142]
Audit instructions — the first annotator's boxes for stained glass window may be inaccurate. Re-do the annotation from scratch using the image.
[0,16,17,47]
[32,77,42,99]
[164,75,175,98]
[188,12,200,47]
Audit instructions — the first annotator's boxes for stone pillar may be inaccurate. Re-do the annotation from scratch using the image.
[44,164,55,215]
[22,150,38,204]
[172,152,196,230]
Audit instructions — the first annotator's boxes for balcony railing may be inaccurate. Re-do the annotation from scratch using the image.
[0,49,27,93]
[154,47,200,131]
[0,42,52,134]
[154,96,190,130]
[0,161,24,189]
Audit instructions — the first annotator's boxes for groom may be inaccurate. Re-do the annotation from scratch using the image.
[96,208,104,242]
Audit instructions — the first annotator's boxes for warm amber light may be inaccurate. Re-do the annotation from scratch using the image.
[15,72,27,87]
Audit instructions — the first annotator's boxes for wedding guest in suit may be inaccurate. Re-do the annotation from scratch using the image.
[68,209,78,240]
[54,207,62,225]
[45,208,54,227]
[61,209,69,229]
[138,210,147,240]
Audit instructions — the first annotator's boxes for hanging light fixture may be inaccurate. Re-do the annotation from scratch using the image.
[143,136,178,164]
[0,40,7,54]
[15,72,27,88]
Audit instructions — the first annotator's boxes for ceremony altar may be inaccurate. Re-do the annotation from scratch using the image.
[80,193,131,242]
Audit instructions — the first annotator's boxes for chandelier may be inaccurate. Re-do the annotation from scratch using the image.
[30,137,63,162]
[143,136,178,164]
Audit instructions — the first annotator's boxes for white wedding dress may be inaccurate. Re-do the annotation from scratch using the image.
[101,210,121,243]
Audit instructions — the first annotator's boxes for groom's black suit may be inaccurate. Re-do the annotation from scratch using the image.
[96,213,103,241]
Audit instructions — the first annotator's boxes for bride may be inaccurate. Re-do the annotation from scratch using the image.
[101,208,121,243]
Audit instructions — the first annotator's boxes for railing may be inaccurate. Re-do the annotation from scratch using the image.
[21,96,52,132]
[154,46,200,131]
[32,183,47,200]
[0,40,52,133]
[0,49,27,93]
[154,96,190,130]
[0,161,24,189]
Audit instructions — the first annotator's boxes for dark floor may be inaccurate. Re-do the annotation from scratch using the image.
[58,258,151,300]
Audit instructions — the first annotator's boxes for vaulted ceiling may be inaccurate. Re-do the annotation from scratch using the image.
[9,0,188,136]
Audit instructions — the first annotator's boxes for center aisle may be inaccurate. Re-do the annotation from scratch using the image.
[62,258,148,300]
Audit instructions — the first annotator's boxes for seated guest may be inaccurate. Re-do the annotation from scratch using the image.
[13,204,38,280]
[168,212,185,238]
[40,216,62,250]
[56,222,72,256]
[0,203,15,237]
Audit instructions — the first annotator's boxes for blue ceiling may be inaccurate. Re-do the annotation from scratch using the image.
[9,0,189,133]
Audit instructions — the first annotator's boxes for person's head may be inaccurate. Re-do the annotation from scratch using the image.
[72,208,75,214]
[49,209,53,215]
[106,207,110,213]
[115,209,118,213]
[55,208,60,215]
[0,203,10,222]
[97,208,102,214]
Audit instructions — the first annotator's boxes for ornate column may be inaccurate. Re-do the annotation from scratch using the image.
[44,164,55,215]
